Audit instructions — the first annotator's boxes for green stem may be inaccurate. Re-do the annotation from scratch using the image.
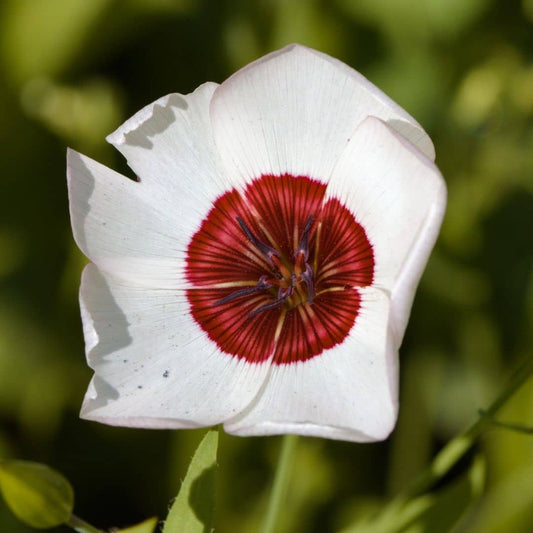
[478,411,533,434]
[400,354,533,500]
[261,434,299,533]
[66,514,105,533]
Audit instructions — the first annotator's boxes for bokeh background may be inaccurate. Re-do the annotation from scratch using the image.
[0,0,532,531]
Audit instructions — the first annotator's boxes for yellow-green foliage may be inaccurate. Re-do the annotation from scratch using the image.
[0,0,531,531]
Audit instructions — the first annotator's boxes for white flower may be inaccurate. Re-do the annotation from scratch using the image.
[67,44,446,442]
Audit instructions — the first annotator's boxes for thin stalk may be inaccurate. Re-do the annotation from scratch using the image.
[261,434,299,533]
[478,411,533,434]
[399,354,533,500]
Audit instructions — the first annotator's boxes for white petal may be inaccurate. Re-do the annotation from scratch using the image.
[68,149,190,288]
[224,287,397,442]
[326,117,446,343]
[106,82,238,203]
[69,83,241,287]
[210,44,434,186]
[79,263,272,428]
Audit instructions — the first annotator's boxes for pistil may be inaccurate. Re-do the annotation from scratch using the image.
[213,215,316,316]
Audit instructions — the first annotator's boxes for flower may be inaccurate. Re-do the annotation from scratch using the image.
[67,44,446,442]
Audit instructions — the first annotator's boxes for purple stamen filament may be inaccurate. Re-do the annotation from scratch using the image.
[213,215,316,316]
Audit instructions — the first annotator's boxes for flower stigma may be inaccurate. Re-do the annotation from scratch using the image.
[213,214,315,317]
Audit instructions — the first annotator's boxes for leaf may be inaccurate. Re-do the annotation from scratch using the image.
[341,453,485,533]
[163,429,219,533]
[117,517,159,533]
[0,460,74,528]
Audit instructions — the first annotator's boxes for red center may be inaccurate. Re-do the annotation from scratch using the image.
[186,175,374,365]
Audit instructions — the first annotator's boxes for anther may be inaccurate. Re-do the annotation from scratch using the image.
[248,297,287,318]
[300,264,315,304]
[213,214,316,315]
[237,217,280,265]
[295,214,314,261]
[213,276,271,306]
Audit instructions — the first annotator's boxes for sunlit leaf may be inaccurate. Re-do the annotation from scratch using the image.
[0,460,74,529]
[163,429,218,533]
[117,517,159,533]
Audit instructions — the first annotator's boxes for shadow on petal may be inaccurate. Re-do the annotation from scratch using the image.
[387,118,436,160]
[87,375,120,411]
[123,94,189,149]
[80,265,132,414]
[67,150,94,255]
[82,265,133,361]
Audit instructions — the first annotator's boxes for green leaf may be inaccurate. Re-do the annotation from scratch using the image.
[117,517,159,533]
[163,429,219,533]
[341,453,485,533]
[0,460,74,528]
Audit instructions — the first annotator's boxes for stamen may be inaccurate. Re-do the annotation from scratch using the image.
[213,276,271,306]
[237,217,280,265]
[270,253,293,280]
[295,214,314,260]
[278,285,295,300]
[300,264,315,304]
[248,297,287,318]
[214,213,317,316]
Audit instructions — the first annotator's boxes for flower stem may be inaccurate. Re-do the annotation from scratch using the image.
[399,354,533,500]
[477,411,533,434]
[66,514,105,533]
[261,434,299,533]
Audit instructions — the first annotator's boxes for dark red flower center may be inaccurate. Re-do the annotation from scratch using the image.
[212,213,316,317]
[186,175,374,365]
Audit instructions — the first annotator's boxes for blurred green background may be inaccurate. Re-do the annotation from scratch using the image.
[0,0,532,531]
